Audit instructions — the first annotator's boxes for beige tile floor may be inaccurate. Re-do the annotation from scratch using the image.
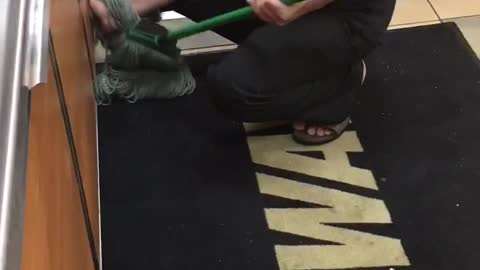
[446,16,480,57]
[159,18,236,55]
[388,0,480,57]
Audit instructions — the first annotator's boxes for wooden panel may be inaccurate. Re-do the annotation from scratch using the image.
[21,58,94,270]
[50,0,100,255]
[78,0,96,71]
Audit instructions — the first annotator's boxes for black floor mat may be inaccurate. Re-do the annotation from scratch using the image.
[351,22,480,269]
[98,22,480,270]
[97,79,278,269]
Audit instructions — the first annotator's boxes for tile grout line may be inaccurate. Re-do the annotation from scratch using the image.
[426,0,444,22]
[389,19,441,28]
[443,14,480,21]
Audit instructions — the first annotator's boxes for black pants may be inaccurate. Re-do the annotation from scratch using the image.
[167,0,394,123]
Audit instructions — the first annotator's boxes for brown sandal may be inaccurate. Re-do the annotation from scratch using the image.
[292,117,350,145]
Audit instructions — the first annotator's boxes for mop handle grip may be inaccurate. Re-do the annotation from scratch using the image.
[166,0,305,41]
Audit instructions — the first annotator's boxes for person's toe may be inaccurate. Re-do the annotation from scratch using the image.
[316,127,325,136]
[293,122,306,131]
[304,125,334,137]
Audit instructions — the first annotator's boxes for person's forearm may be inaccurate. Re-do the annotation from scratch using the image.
[293,0,334,18]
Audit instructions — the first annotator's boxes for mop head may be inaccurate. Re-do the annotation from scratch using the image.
[94,0,195,105]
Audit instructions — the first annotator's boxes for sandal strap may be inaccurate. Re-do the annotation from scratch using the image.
[324,117,350,135]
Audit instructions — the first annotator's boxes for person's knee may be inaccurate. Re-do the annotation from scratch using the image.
[206,65,250,121]
[204,44,281,122]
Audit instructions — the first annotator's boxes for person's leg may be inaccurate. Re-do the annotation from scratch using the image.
[206,6,358,123]
[206,2,393,144]
[291,0,395,142]
[290,59,366,144]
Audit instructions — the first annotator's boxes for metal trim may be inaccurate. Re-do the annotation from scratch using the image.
[24,0,50,89]
[0,0,49,269]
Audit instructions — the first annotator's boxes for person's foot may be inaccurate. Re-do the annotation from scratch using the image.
[291,60,366,141]
[89,0,118,33]
[292,117,350,145]
[292,122,333,136]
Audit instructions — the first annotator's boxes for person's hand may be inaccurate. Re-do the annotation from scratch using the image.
[89,0,118,33]
[248,0,303,26]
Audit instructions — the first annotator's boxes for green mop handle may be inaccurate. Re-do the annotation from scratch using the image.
[166,0,305,41]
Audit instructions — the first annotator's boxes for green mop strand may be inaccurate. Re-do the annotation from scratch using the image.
[94,0,195,105]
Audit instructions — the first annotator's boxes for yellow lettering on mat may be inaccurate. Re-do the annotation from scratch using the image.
[258,174,410,269]
[247,132,378,190]
[246,130,411,269]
